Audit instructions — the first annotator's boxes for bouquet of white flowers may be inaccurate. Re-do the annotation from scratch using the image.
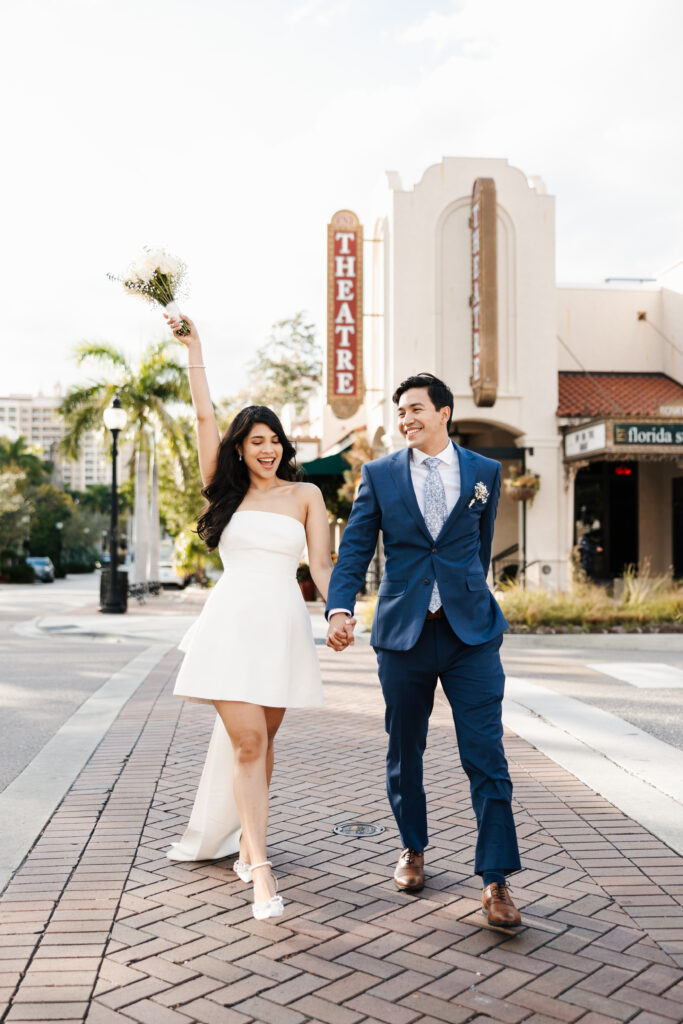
[109,247,190,336]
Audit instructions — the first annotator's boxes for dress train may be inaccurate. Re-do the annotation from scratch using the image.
[167,714,241,862]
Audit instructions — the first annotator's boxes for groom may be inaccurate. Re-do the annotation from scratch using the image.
[326,373,522,926]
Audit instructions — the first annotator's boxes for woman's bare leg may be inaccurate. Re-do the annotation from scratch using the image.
[237,706,284,865]
[214,701,285,903]
[266,706,286,786]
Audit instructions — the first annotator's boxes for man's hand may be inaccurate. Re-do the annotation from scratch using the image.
[326,613,356,652]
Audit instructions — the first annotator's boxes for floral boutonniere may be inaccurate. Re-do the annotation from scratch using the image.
[468,481,489,509]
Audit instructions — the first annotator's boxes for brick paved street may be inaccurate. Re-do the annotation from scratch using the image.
[1,640,683,1024]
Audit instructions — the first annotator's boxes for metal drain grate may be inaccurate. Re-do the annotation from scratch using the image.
[333,821,385,837]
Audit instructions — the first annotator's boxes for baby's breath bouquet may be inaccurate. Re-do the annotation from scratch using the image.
[109,247,190,336]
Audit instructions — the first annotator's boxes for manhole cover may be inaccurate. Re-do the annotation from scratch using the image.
[333,822,385,837]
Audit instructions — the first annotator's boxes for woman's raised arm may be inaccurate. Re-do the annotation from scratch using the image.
[165,313,221,487]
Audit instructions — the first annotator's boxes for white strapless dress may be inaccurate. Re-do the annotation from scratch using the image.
[168,509,323,862]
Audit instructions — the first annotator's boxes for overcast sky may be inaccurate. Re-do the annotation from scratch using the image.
[2,0,682,401]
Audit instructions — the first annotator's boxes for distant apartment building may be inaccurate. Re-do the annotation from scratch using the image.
[0,388,110,490]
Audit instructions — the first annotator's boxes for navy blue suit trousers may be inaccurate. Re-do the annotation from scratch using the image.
[375,618,521,877]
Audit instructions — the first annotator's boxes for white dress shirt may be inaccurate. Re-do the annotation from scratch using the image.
[328,441,460,619]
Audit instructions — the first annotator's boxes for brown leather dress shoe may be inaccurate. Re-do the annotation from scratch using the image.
[393,848,424,892]
[482,882,521,927]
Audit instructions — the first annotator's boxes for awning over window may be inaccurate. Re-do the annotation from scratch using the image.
[300,449,351,476]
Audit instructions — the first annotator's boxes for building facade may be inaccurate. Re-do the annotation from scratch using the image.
[0,388,110,490]
[320,158,683,586]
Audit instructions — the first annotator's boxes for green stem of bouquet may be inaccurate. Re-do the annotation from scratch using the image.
[153,271,174,305]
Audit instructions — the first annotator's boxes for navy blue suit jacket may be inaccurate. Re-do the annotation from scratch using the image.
[326,442,509,650]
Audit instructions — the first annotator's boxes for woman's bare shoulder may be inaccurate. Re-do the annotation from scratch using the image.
[295,480,324,499]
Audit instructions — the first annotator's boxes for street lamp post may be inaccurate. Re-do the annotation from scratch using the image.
[55,521,63,577]
[101,396,128,614]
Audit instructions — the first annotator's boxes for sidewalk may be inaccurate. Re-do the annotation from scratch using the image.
[2,619,683,1024]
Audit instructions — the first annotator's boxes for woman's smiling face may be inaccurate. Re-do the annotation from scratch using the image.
[239,422,283,480]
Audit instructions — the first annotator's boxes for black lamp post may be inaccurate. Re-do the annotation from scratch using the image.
[101,396,128,614]
[55,521,63,577]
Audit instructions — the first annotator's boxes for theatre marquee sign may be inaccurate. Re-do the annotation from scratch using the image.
[470,178,498,407]
[327,209,364,419]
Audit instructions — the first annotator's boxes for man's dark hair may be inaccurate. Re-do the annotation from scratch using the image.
[392,373,454,427]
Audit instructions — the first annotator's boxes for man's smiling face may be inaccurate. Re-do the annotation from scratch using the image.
[397,387,451,453]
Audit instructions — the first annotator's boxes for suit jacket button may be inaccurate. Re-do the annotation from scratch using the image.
[431,547,437,553]
[423,578,430,585]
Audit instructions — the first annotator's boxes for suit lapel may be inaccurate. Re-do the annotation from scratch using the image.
[389,449,433,542]
[436,443,477,541]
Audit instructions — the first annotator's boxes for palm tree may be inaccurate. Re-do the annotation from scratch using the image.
[0,436,50,486]
[59,340,192,585]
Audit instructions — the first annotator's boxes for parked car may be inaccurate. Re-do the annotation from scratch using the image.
[25,556,55,582]
[158,562,190,588]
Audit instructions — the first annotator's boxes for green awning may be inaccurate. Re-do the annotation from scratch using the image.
[300,449,350,476]
[301,452,350,475]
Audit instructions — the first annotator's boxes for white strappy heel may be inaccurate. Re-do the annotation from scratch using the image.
[233,858,252,882]
[250,861,284,920]
[233,835,252,882]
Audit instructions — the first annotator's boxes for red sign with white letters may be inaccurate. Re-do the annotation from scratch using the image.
[327,210,364,419]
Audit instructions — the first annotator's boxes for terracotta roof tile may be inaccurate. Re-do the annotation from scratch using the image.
[557,372,683,417]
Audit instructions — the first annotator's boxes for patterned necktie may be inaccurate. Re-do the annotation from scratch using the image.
[423,456,448,612]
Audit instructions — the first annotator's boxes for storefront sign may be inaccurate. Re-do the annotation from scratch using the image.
[470,178,498,407]
[659,405,683,416]
[327,209,364,419]
[614,423,683,445]
[565,422,606,458]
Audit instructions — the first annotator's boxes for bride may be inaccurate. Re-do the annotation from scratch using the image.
[164,312,353,920]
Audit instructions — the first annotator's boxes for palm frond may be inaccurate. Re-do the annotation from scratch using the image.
[57,382,108,417]
[72,340,130,373]
[59,384,117,459]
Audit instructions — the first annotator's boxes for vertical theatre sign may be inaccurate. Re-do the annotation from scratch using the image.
[327,209,364,419]
[470,178,498,407]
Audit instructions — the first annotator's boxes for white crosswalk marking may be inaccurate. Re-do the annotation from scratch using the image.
[586,662,683,689]
[503,676,683,857]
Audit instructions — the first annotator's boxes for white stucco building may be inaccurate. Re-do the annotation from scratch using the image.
[315,157,683,587]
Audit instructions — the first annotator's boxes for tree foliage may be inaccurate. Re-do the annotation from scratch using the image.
[155,418,221,578]
[338,433,374,504]
[67,483,131,516]
[0,436,50,486]
[247,312,322,415]
[26,484,74,564]
[0,470,32,560]
[58,339,192,472]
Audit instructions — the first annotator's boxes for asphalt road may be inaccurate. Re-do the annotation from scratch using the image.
[0,575,146,791]
[502,634,683,751]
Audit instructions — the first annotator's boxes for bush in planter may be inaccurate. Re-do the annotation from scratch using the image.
[8,562,35,583]
[503,465,540,504]
[497,574,683,629]
[65,561,98,574]
[64,543,99,574]
[296,563,312,583]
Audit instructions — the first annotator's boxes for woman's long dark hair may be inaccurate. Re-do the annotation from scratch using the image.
[196,405,298,550]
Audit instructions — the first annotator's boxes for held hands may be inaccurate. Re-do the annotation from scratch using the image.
[164,311,201,348]
[326,613,356,652]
